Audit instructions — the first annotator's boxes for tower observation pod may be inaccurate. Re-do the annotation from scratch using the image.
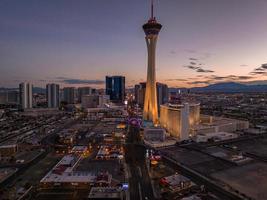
[143,0,162,124]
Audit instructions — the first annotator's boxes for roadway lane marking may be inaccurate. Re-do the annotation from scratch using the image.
[138,183,142,200]
[138,167,142,177]
[125,163,131,178]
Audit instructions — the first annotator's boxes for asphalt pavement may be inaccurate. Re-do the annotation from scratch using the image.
[125,126,154,200]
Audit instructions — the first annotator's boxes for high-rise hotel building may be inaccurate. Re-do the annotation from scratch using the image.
[46,84,60,108]
[19,82,33,109]
[77,87,93,103]
[160,103,200,141]
[63,87,75,104]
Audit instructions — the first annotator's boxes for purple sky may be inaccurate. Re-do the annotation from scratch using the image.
[1,0,267,88]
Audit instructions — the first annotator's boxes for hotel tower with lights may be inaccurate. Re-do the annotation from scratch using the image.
[143,0,162,124]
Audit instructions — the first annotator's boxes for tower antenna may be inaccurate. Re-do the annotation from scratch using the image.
[151,0,154,19]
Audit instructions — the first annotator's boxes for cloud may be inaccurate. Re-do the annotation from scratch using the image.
[189,57,198,61]
[255,67,265,71]
[235,76,252,80]
[250,63,267,75]
[250,71,267,75]
[261,64,267,69]
[184,65,199,70]
[207,75,226,80]
[55,77,104,85]
[170,50,176,55]
[184,65,214,73]
[165,78,187,82]
[196,68,214,73]
[240,64,248,67]
[185,57,214,73]
[206,75,253,81]
[185,49,197,54]
[201,52,213,59]
[185,49,214,60]
[188,80,211,85]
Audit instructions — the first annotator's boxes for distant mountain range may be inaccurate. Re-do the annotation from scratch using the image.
[170,82,267,93]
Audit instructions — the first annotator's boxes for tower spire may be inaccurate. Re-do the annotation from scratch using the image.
[151,0,154,19]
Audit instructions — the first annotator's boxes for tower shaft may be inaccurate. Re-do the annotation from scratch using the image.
[143,35,159,123]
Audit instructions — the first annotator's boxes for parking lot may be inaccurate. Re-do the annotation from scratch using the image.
[229,137,267,158]
[212,161,267,200]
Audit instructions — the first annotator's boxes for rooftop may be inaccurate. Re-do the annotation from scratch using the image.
[161,174,190,187]
[88,187,122,199]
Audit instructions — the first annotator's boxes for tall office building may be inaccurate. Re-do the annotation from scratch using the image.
[7,91,19,104]
[105,76,125,103]
[63,87,75,104]
[135,82,146,106]
[156,83,169,106]
[46,84,60,108]
[0,91,18,105]
[143,0,162,124]
[77,87,92,103]
[0,92,7,104]
[19,82,33,109]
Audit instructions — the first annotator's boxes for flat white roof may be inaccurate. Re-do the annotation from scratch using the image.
[59,155,75,165]
[198,132,235,137]
[162,174,190,187]
[182,195,201,200]
[41,172,96,183]
[0,144,17,148]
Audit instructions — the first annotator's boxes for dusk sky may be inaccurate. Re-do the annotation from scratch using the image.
[1,0,267,88]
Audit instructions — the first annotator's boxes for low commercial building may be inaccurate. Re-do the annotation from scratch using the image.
[82,95,110,109]
[160,174,193,193]
[0,144,18,159]
[40,155,108,188]
[71,146,88,155]
[143,127,176,148]
[144,128,166,142]
[244,128,265,135]
[96,145,123,160]
[192,116,249,135]
[88,187,124,200]
[194,132,238,143]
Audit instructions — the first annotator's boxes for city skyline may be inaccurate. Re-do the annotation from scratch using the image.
[1,2,267,199]
[1,0,267,88]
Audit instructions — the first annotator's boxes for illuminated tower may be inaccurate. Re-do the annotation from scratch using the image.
[143,0,162,124]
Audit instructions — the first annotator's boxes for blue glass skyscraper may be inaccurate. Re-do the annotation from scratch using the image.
[105,76,125,103]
